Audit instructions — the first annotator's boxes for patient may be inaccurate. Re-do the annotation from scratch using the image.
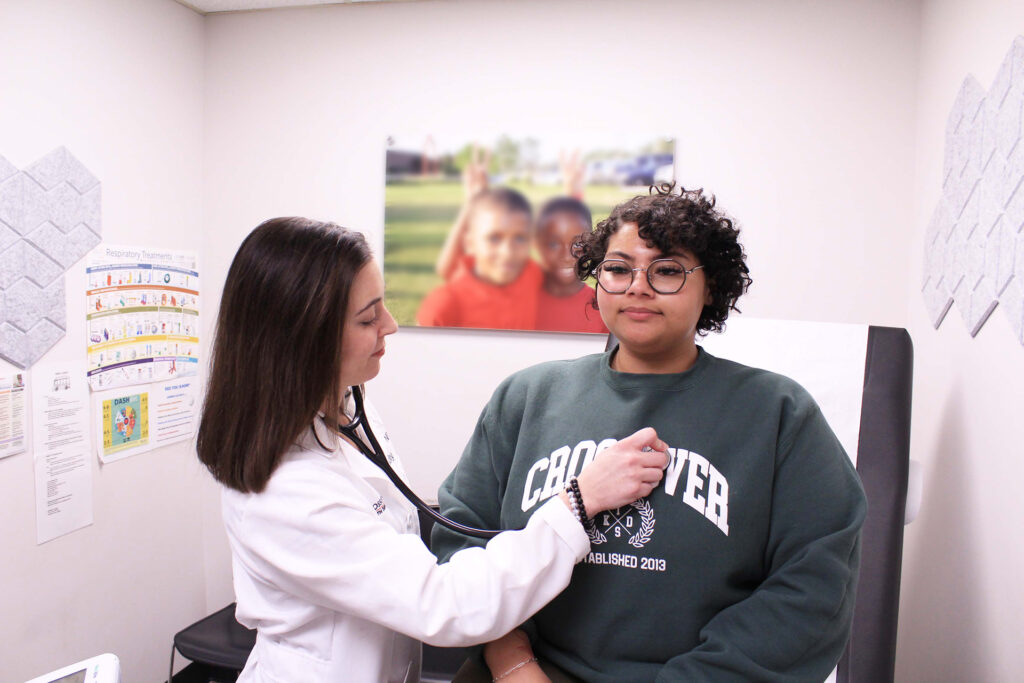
[433,184,867,682]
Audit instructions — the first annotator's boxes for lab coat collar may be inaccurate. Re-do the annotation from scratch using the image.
[296,418,394,486]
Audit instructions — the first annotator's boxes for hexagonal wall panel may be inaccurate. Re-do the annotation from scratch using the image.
[0,147,101,368]
[923,36,1024,345]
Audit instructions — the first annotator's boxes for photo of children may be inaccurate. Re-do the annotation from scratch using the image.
[384,134,674,333]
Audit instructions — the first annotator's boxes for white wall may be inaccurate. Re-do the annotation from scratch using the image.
[0,0,207,680]
[15,0,1024,681]
[200,0,922,495]
[899,1,1024,680]
[198,0,924,657]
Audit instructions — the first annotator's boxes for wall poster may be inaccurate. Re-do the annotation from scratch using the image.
[32,361,92,544]
[85,245,199,390]
[0,371,26,459]
[95,388,150,463]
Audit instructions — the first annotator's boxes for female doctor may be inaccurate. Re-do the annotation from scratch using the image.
[197,217,668,683]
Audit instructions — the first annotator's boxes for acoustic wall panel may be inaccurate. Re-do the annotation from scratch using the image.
[0,147,101,368]
[924,36,1024,344]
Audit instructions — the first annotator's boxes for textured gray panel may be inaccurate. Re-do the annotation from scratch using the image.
[977,154,1005,235]
[965,228,987,289]
[28,221,77,268]
[5,278,47,331]
[25,147,73,191]
[989,39,1016,107]
[1013,36,1024,83]
[47,182,82,233]
[967,280,999,337]
[0,242,24,289]
[1001,276,1024,343]
[64,153,100,194]
[17,319,64,367]
[78,184,101,231]
[922,199,954,328]
[994,86,1024,161]
[4,239,63,287]
[0,318,65,369]
[922,272,954,328]
[0,155,16,183]
[44,278,66,330]
[959,184,981,237]
[0,173,50,237]
[926,36,1024,344]
[0,322,28,368]
[0,173,26,235]
[1005,172,1024,231]
[946,79,986,207]
[0,147,101,368]
[946,221,969,300]
[1015,229,1024,280]
[991,216,1016,295]
[0,222,18,253]
[64,223,101,265]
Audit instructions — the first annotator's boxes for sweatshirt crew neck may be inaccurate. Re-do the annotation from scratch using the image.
[600,345,711,393]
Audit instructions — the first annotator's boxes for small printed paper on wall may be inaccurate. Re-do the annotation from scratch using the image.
[94,388,151,463]
[0,371,27,459]
[32,361,93,544]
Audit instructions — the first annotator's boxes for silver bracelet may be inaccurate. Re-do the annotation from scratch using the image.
[492,656,538,682]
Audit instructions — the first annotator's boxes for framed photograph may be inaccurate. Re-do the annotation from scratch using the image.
[384,133,675,333]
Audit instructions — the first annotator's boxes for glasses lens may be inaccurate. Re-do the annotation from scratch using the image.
[649,260,687,294]
[596,260,632,293]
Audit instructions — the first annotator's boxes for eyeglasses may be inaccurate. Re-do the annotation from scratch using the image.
[592,258,704,295]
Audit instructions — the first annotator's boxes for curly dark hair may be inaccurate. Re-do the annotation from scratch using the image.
[574,183,751,335]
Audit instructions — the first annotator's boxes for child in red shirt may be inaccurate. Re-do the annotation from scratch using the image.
[534,197,607,333]
[417,187,541,330]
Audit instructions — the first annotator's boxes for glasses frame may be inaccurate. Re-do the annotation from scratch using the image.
[592,258,705,295]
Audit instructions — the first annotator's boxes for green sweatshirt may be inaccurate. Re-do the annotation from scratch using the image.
[433,348,866,682]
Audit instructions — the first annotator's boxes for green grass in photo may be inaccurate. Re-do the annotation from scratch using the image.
[384,177,639,326]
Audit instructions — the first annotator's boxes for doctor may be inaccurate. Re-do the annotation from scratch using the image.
[197,217,668,683]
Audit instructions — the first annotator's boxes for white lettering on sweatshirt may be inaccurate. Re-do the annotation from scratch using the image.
[522,438,729,536]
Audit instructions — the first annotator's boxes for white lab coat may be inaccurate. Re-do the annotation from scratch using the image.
[222,398,589,683]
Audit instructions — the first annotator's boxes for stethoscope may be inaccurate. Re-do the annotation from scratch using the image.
[313,385,508,539]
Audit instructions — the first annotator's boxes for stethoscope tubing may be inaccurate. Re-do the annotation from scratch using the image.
[321,386,508,540]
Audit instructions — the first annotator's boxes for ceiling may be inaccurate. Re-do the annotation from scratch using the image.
[175,0,406,14]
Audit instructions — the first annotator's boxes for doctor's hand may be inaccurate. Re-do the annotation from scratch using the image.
[569,427,668,515]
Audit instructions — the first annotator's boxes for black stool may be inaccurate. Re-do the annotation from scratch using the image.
[169,603,256,683]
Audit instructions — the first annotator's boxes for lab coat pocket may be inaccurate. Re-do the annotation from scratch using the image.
[251,633,333,682]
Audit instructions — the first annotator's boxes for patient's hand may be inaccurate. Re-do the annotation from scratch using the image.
[484,629,549,681]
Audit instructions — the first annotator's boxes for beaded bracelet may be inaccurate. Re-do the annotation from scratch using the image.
[492,656,538,681]
[564,476,589,527]
[564,480,580,524]
[568,476,589,522]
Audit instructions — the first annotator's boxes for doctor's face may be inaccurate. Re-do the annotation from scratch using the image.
[339,261,398,389]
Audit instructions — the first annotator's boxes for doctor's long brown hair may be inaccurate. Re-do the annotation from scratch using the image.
[197,217,372,493]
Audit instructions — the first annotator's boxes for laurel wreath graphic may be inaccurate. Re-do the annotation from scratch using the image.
[627,498,655,548]
[587,521,608,545]
[587,498,655,547]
